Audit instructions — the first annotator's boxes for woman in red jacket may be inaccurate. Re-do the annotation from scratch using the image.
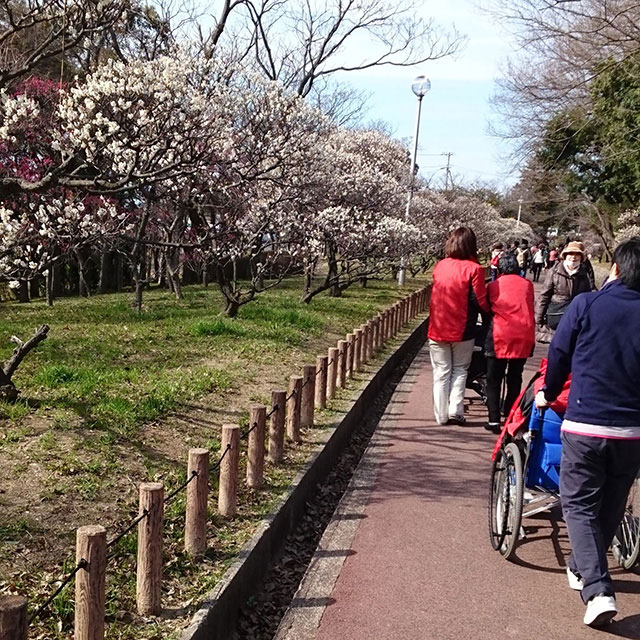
[428,227,489,425]
[484,253,535,433]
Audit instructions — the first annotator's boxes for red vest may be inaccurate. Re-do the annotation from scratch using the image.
[428,258,489,342]
[487,274,535,358]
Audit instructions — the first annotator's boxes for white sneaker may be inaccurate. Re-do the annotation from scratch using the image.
[584,594,617,627]
[566,567,584,591]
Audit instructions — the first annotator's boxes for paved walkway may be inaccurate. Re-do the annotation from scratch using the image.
[276,297,640,639]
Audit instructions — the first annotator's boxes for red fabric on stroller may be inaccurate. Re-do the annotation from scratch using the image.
[491,358,571,460]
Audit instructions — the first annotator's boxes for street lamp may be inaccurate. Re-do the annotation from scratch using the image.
[398,74,431,286]
[516,198,523,229]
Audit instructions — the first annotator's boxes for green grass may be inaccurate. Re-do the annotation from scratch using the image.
[0,273,428,640]
[0,276,419,436]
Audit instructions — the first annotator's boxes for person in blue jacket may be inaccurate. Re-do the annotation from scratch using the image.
[536,237,640,628]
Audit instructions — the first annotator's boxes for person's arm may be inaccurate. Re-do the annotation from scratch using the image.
[541,296,584,402]
[471,264,490,313]
[535,268,554,325]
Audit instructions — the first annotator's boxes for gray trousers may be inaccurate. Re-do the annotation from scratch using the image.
[560,431,640,603]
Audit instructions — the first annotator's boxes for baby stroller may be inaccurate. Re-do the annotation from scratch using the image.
[488,359,640,567]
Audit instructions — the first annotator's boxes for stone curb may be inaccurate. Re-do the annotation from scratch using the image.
[181,314,428,640]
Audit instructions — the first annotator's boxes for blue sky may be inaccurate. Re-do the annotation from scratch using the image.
[336,0,520,191]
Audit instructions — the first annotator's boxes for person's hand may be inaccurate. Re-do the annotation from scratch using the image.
[535,390,549,409]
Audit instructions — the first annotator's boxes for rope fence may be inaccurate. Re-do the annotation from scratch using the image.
[2,285,430,640]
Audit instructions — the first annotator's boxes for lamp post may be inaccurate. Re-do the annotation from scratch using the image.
[516,198,523,229]
[398,74,431,286]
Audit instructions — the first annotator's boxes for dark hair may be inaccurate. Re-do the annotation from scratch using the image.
[444,227,478,260]
[498,253,519,275]
[492,242,504,250]
[613,237,640,291]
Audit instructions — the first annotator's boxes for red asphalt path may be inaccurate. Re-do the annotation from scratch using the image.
[277,285,640,640]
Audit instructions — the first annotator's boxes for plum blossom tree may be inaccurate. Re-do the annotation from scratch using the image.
[298,127,417,302]
[186,74,333,316]
[0,75,128,303]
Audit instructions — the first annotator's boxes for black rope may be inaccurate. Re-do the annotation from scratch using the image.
[28,559,87,624]
[211,443,232,472]
[266,403,279,419]
[164,470,199,504]
[240,421,259,440]
[107,509,150,549]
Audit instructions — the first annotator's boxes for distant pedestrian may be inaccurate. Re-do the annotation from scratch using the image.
[428,227,489,426]
[547,247,558,269]
[489,242,504,282]
[531,243,547,282]
[483,253,535,433]
[516,241,531,278]
[536,241,594,332]
[535,237,640,627]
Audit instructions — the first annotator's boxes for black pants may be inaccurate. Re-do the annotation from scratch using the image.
[486,357,526,424]
[531,263,543,282]
[561,432,640,602]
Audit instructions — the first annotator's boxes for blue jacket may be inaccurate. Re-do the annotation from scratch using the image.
[544,279,640,426]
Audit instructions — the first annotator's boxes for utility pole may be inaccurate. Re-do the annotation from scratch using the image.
[516,198,523,229]
[443,152,453,191]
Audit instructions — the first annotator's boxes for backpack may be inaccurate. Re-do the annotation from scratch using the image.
[516,247,526,267]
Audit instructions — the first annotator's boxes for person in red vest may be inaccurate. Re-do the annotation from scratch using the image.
[483,252,535,433]
[428,227,489,425]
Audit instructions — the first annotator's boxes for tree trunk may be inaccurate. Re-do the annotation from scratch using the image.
[29,277,40,299]
[98,251,110,293]
[223,299,240,318]
[16,281,30,303]
[116,254,123,292]
[202,266,209,287]
[76,251,90,298]
[46,269,55,306]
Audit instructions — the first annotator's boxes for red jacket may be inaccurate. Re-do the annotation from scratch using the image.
[485,274,535,359]
[428,257,489,342]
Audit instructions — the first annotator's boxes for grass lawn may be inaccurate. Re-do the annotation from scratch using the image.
[0,274,428,639]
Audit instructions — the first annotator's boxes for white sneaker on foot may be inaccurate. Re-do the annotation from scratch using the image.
[584,594,617,627]
[566,567,584,591]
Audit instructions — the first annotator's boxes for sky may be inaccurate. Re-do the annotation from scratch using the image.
[335,0,519,191]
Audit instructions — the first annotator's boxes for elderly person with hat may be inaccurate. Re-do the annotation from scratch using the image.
[536,240,595,331]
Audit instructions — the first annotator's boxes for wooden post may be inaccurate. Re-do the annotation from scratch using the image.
[391,305,398,336]
[346,333,354,379]
[336,340,347,388]
[354,329,363,372]
[301,365,316,427]
[136,483,163,616]
[384,310,391,341]
[286,375,302,443]
[247,405,266,488]
[268,390,286,464]
[315,356,328,409]
[185,449,209,556]
[360,325,368,364]
[374,316,382,351]
[327,347,338,399]
[0,596,27,640]
[218,425,240,517]
[75,525,106,640]
[366,321,374,361]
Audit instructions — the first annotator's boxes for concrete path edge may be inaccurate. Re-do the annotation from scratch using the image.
[181,315,429,640]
